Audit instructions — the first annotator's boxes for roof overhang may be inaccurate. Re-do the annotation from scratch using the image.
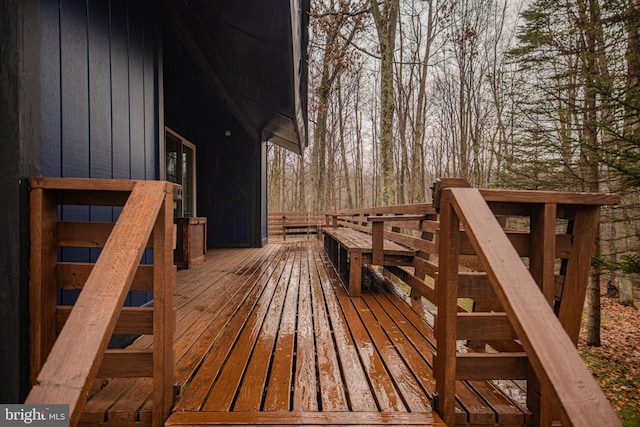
[164,0,309,154]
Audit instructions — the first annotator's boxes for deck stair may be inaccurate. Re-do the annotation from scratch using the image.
[26,178,177,427]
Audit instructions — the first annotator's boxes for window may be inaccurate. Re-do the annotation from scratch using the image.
[165,128,196,217]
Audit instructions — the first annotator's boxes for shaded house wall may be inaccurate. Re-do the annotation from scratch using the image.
[40,0,159,306]
[0,0,41,404]
[0,0,160,402]
[163,32,265,248]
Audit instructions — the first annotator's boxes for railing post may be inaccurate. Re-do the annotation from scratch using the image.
[529,203,557,306]
[153,183,176,427]
[434,189,459,426]
[557,205,601,345]
[371,221,384,265]
[29,185,58,383]
[282,215,287,240]
[528,202,557,425]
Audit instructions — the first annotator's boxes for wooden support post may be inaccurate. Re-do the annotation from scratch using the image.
[348,249,363,297]
[434,189,459,426]
[529,203,557,306]
[557,205,601,345]
[29,187,58,383]
[528,202,557,424]
[153,185,176,427]
[527,364,555,426]
[282,215,287,240]
[371,221,384,265]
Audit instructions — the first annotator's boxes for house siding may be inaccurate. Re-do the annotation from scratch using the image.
[41,0,158,180]
[40,0,159,306]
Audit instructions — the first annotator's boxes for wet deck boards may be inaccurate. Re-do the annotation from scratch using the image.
[80,240,527,426]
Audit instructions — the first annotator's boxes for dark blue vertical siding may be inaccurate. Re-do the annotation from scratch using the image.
[41,0,158,182]
[60,0,90,179]
[144,19,157,181]
[59,0,90,304]
[40,0,159,307]
[40,0,61,177]
[110,0,131,180]
[128,0,145,181]
[87,0,114,266]
[261,140,268,243]
[87,0,113,181]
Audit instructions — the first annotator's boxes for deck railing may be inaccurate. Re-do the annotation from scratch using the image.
[435,186,621,426]
[26,178,176,427]
[313,178,620,425]
[268,211,326,239]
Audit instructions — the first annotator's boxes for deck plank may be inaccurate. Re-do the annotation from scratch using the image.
[174,245,283,389]
[312,247,378,412]
[80,247,279,424]
[201,244,294,411]
[353,295,432,412]
[79,240,528,427]
[293,244,319,411]
[166,411,444,426]
[307,244,350,411]
[333,275,407,411]
[372,279,498,425]
[262,244,301,411]
[232,247,294,411]
[175,245,292,411]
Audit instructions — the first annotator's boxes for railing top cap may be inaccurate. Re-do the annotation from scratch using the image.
[30,177,180,199]
[473,187,620,206]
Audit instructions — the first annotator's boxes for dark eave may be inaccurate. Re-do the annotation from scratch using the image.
[163,0,309,154]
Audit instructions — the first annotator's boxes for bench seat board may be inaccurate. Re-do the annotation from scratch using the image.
[322,228,416,256]
[322,227,416,296]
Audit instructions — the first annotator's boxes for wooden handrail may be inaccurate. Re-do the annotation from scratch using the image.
[27,179,175,427]
[437,187,620,427]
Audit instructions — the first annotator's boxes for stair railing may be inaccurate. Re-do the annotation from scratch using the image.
[435,186,620,426]
[26,177,176,427]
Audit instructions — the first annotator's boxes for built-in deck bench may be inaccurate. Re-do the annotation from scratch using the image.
[322,209,432,296]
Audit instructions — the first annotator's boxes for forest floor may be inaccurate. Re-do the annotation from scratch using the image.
[579,295,640,426]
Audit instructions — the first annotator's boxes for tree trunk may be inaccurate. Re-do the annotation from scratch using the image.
[337,76,354,208]
[578,0,602,346]
[298,149,306,212]
[371,0,400,206]
[411,0,435,203]
[587,232,602,346]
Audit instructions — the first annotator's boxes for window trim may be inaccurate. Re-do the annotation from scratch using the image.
[165,127,197,217]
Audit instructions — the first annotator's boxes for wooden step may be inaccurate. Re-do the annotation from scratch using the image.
[165,411,446,426]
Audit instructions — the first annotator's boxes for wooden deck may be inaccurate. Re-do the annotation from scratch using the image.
[81,240,528,426]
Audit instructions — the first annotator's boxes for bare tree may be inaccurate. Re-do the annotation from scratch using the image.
[370,0,400,205]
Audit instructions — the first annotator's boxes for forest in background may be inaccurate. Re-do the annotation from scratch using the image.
[267,0,640,329]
